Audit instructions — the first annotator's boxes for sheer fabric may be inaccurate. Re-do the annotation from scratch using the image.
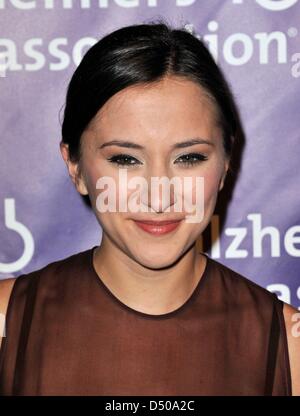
[0,246,292,396]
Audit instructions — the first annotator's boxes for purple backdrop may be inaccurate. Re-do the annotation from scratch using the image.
[0,0,299,308]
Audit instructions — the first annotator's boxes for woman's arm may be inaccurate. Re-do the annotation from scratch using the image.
[283,302,300,396]
[0,278,16,349]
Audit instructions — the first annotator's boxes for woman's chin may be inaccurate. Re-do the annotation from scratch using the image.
[131,250,183,270]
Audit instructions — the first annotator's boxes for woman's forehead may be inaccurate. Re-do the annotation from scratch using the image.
[85,78,219,138]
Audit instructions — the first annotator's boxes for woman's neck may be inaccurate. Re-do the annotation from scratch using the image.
[92,235,207,315]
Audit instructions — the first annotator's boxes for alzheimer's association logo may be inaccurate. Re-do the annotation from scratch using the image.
[255,0,298,11]
[0,52,8,77]
[233,0,298,10]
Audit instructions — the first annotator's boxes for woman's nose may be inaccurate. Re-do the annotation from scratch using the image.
[140,166,179,214]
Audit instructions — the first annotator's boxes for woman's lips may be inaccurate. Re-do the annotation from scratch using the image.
[133,219,183,235]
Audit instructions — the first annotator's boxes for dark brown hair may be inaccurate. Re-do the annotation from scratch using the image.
[61,19,239,168]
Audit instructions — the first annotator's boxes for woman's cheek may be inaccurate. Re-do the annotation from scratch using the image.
[198,169,220,214]
[83,166,107,211]
[84,164,221,219]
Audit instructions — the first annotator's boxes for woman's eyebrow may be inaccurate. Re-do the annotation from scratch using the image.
[99,140,143,150]
[99,138,214,150]
[172,138,214,149]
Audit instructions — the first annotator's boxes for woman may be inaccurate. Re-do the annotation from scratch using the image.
[0,21,299,396]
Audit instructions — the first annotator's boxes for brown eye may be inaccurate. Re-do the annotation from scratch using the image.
[174,153,208,167]
[107,154,142,167]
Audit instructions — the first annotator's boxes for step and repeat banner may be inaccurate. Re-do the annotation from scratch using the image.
[0,0,299,308]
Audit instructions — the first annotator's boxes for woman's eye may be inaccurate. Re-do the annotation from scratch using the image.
[174,153,208,166]
[107,152,208,168]
[107,154,142,167]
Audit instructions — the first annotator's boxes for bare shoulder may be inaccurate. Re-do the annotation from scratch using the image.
[0,277,17,349]
[283,302,300,396]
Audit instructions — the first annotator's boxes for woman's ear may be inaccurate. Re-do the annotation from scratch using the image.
[218,158,230,192]
[59,141,89,196]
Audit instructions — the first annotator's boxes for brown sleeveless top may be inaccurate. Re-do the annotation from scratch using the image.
[0,246,292,396]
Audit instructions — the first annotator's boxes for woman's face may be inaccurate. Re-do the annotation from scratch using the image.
[62,76,229,269]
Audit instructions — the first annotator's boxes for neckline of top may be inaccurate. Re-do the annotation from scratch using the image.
[88,245,211,320]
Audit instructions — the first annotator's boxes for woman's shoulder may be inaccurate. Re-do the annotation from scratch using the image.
[206,255,300,395]
[11,246,92,285]
[207,255,280,307]
[0,246,93,350]
[282,302,300,395]
[0,246,93,310]
[0,277,18,348]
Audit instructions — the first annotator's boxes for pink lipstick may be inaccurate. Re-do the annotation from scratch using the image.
[133,219,182,236]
